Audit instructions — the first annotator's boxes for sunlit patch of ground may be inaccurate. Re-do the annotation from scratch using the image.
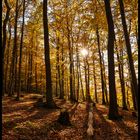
[2,94,138,140]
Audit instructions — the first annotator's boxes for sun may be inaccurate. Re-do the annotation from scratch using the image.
[80,48,88,57]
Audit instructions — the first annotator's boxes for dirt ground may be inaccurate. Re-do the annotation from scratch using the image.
[2,94,138,140]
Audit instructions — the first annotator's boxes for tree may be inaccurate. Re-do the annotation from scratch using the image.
[16,0,26,100]
[0,0,3,96]
[43,0,57,108]
[2,0,11,96]
[115,41,128,110]
[118,0,138,110]
[96,26,106,105]
[104,0,121,120]
[8,0,19,96]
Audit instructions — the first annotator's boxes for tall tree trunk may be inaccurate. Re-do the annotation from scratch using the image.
[35,35,38,93]
[87,59,91,102]
[79,63,85,101]
[61,41,64,99]
[55,62,58,97]
[67,23,74,101]
[96,26,106,105]
[56,36,62,99]
[104,0,120,120]
[127,66,137,110]
[76,46,80,101]
[84,58,91,102]
[115,44,127,110]
[43,0,57,108]
[2,0,11,96]
[101,48,109,104]
[0,0,3,96]
[92,55,98,103]
[4,22,11,94]
[14,50,18,92]
[8,0,19,96]
[118,0,138,110]
[25,48,28,91]
[71,34,76,101]
[16,0,25,100]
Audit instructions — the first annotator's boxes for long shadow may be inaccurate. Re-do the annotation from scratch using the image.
[83,106,89,140]
[114,119,138,139]
[92,106,117,139]
[13,119,69,140]
[2,100,77,132]
[98,105,138,125]
[68,103,79,118]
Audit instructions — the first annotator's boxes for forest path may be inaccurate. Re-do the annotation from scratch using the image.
[2,93,138,140]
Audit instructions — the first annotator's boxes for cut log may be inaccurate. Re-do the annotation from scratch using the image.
[87,103,94,139]
[87,124,94,136]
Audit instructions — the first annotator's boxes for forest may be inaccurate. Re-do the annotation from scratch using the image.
[2,0,138,139]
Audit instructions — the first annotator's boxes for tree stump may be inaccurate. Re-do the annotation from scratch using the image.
[57,109,71,126]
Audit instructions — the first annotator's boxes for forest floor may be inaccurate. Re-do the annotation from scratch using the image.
[2,93,138,140]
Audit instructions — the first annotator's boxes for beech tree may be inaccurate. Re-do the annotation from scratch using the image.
[43,0,57,108]
[118,0,138,110]
[104,0,120,120]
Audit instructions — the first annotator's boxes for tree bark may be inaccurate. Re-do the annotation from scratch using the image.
[35,34,38,93]
[16,0,25,100]
[2,0,11,96]
[96,26,106,105]
[8,0,19,96]
[104,0,120,120]
[4,22,11,94]
[43,0,57,108]
[118,0,138,110]
[115,43,127,110]
[92,54,98,103]
[0,0,3,96]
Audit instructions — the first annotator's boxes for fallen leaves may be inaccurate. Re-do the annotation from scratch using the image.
[2,94,138,140]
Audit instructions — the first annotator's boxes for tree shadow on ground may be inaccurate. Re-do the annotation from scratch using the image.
[2,99,77,132]
[68,103,79,117]
[92,106,117,140]
[113,119,138,139]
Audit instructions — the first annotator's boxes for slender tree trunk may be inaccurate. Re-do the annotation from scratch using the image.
[79,63,85,101]
[56,36,62,99]
[84,58,91,102]
[115,44,127,110]
[104,0,120,120]
[127,66,137,110]
[61,42,64,99]
[25,49,28,91]
[67,24,74,101]
[43,0,57,108]
[16,0,25,100]
[87,59,91,102]
[4,22,11,94]
[27,51,31,92]
[0,0,3,96]
[118,0,138,110]
[55,63,58,97]
[8,0,19,96]
[96,26,106,105]
[14,50,18,92]
[71,34,76,101]
[92,55,98,103]
[101,48,109,104]
[35,35,38,93]
[2,0,11,96]
[76,46,80,101]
